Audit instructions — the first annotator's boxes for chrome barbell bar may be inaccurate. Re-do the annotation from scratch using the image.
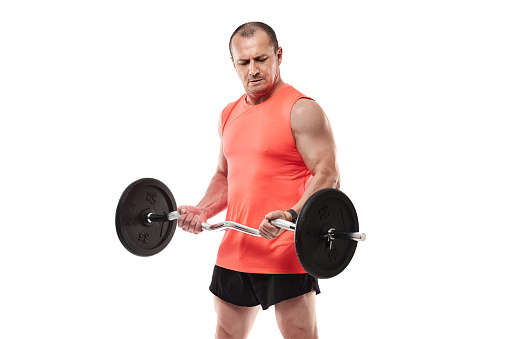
[146,211,366,241]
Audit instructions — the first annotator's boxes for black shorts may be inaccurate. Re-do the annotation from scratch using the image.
[209,265,320,310]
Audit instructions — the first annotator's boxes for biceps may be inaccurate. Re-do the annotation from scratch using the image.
[297,132,337,175]
[291,99,338,175]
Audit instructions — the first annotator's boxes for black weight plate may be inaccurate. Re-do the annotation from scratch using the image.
[295,188,359,279]
[115,178,177,256]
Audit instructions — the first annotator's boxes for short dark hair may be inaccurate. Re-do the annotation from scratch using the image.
[229,22,279,56]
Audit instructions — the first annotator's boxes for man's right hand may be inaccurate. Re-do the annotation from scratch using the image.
[177,205,207,234]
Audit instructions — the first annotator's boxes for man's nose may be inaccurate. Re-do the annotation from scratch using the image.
[249,60,259,76]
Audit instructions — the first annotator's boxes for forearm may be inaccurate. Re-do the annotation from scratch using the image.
[195,171,228,220]
[264,168,339,237]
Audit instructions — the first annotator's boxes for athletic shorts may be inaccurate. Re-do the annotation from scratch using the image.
[209,265,320,310]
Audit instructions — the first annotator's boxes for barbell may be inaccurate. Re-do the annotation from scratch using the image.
[115,178,365,279]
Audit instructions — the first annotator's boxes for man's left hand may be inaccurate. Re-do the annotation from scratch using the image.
[259,211,291,240]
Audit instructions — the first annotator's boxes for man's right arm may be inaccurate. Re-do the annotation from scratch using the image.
[177,114,228,234]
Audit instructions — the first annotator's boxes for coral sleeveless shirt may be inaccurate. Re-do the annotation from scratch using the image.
[216,84,313,274]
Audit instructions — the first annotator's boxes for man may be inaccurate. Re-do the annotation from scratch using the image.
[178,22,339,339]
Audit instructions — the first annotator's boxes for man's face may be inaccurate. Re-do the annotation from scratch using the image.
[230,30,282,103]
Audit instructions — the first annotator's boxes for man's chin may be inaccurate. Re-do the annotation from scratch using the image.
[247,82,267,94]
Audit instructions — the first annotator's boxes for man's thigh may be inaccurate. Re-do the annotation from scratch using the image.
[213,296,260,339]
[274,291,319,339]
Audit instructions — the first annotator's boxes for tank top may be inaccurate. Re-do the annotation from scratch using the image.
[216,84,313,274]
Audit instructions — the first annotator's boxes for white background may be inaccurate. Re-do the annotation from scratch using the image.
[1,1,508,338]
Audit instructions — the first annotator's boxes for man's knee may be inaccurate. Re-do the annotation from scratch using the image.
[215,318,253,339]
[276,315,318,339]
[215,323,247,339]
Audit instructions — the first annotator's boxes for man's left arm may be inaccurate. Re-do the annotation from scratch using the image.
[258,99,340,240]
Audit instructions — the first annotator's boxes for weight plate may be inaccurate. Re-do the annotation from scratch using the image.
[115,178,177,256]
[295,188,359,279]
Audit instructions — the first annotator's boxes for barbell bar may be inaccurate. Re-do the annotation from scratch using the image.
[145,211,366,241]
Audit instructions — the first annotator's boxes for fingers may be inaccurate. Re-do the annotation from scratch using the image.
[259,211,286,240]
[265,210,285,221]
[259,221,279,240]
[177,205,203,234]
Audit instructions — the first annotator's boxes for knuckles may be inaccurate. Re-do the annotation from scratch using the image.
[177,207,203,234]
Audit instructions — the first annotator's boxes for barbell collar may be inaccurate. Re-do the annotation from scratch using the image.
[145,212,169,223]
[328,228,366,241]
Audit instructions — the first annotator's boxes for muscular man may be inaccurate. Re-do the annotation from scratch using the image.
[178,22,339,339]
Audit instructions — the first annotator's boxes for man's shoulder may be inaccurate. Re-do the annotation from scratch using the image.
[292,97,321,114]
[291,97,326,132]
[223,93,246,112]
